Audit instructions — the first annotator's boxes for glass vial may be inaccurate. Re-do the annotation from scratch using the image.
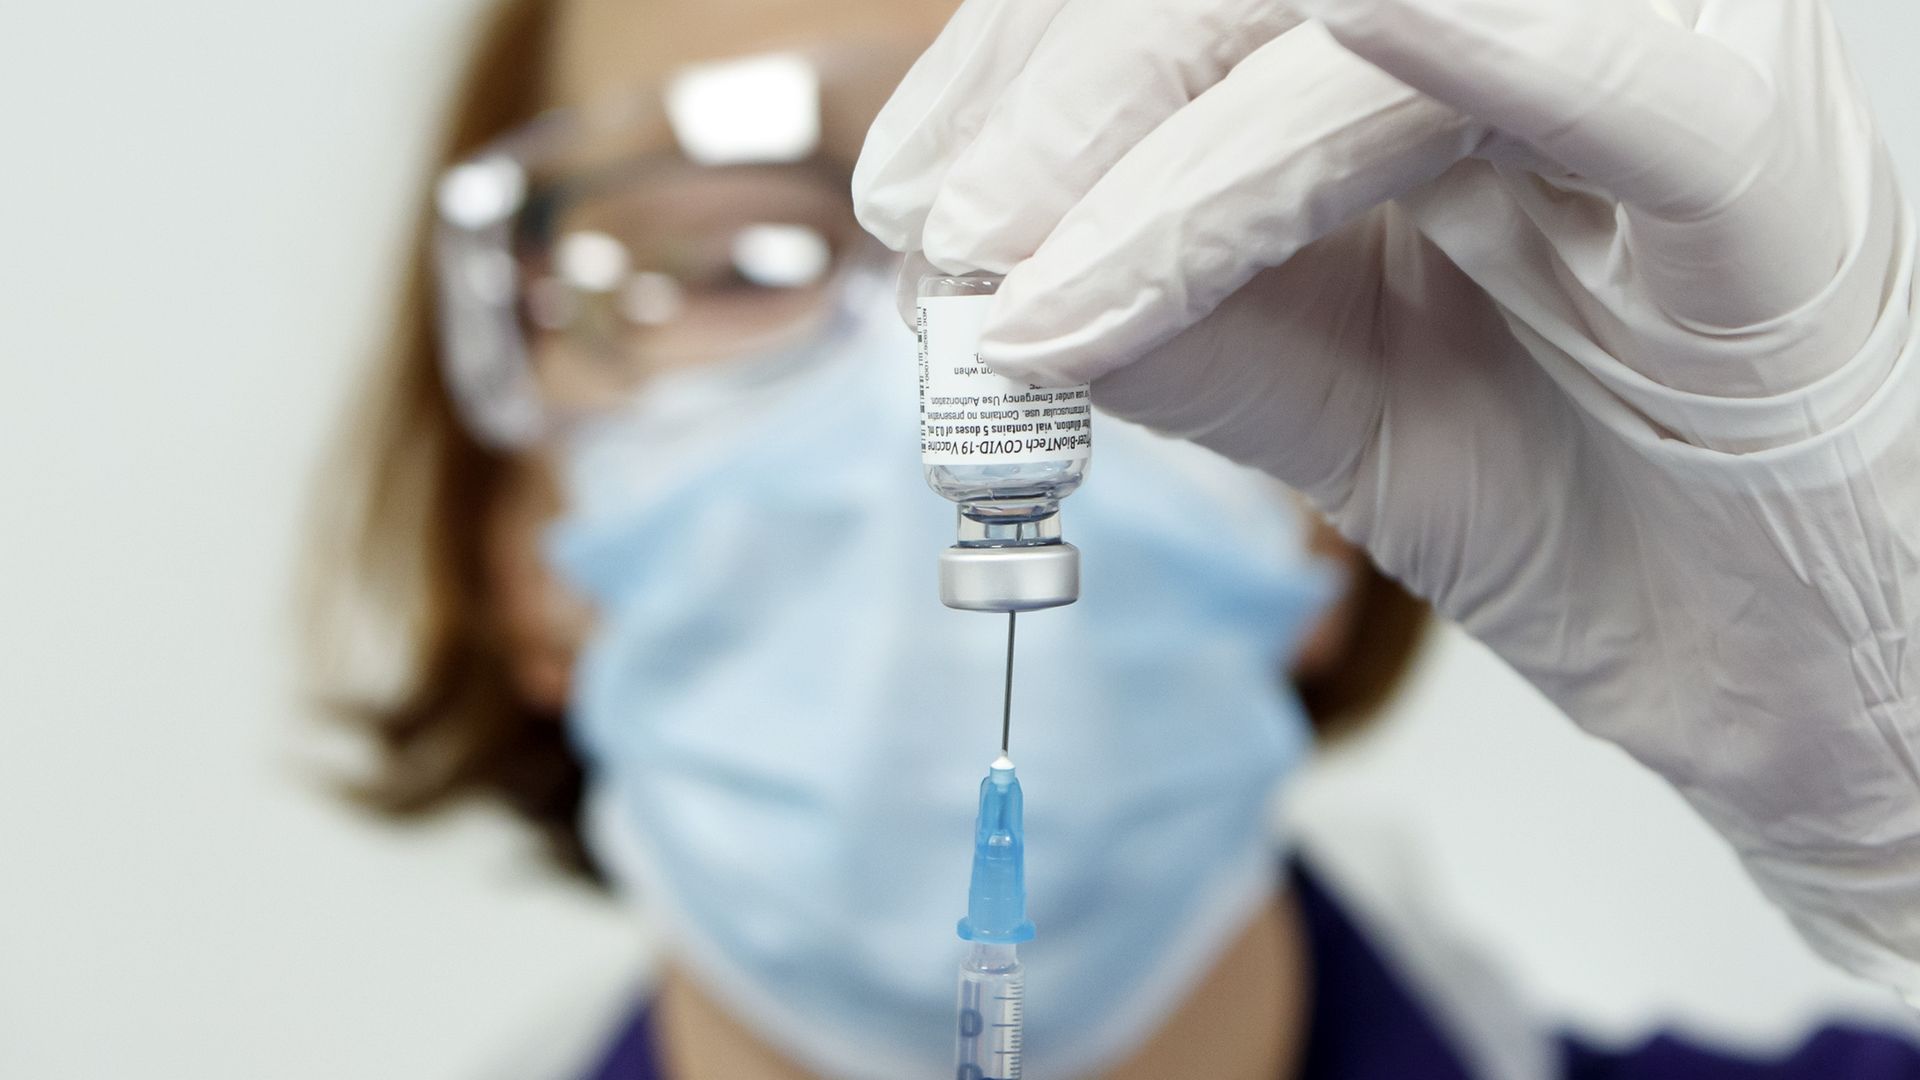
[917,272,1089,611]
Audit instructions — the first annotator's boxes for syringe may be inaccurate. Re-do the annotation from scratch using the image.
[956,940,1024,1080]
[955,754,1032,1080]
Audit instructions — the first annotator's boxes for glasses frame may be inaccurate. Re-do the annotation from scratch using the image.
[432,63,894,448]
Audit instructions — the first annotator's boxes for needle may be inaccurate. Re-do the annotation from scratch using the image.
[1001,612,1017,755]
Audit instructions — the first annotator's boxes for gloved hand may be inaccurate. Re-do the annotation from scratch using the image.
[854,0,1920,998]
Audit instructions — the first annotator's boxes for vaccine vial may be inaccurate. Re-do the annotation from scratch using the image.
[918,272,1091,611]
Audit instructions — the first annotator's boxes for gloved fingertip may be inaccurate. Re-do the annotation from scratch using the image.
[985,256,1189,389]
[892,260,925,329]
[850,189,923,255]
[849,121,931,253]
[922,188,1033,276]
[975,263,1083,385]
[979,300,1121,388]
[978,336,1089,389]
[923,240,1018,278]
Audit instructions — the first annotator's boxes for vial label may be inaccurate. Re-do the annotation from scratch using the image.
[918,295,1093,466]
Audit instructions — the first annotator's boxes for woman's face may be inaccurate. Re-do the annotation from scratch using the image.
[485,0,956,712]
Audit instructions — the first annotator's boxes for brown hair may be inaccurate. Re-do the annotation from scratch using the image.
[306,0,1427,882]
[1293,559,1429,741]
[305,0,599,873]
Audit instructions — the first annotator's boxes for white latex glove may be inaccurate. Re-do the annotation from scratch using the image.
[854,0,1920,998]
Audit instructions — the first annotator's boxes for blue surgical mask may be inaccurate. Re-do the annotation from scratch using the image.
[549,305,1341,1080]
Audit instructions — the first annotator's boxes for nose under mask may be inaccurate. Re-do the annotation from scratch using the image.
[550,306,1341,1079]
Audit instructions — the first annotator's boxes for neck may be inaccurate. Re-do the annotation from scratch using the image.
[655,888,1309,1080]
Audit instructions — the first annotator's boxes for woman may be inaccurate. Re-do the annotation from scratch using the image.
[308,0,1919,1077]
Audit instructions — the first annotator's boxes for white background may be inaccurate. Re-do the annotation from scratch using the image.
[3,2,1920,1077]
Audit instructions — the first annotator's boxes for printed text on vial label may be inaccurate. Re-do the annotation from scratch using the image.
[917,296,1093,466]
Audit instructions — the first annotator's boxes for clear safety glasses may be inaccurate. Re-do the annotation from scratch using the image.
[432,50,904,447]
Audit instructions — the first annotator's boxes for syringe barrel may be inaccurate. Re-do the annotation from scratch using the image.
[955,943,1024,1080]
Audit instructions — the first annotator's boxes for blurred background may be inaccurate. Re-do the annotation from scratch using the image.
[4,1,1920,1077]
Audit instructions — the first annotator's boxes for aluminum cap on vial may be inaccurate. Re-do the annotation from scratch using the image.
[938,542,1080,612]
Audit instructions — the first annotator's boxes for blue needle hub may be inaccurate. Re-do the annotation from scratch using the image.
[957,755,1035,944]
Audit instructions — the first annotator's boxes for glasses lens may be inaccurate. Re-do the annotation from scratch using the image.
[516,162,864,417]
